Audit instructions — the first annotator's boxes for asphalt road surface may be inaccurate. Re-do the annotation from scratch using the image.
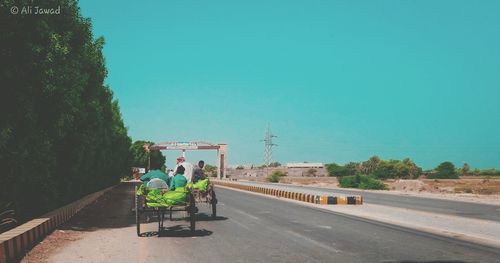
[41,183,500,262]
[236,181,500,222]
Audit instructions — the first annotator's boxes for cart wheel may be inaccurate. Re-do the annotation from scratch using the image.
[190,210,196,232]
[188,193,196,232]
[211,191,217,218]
[135,187,141,237]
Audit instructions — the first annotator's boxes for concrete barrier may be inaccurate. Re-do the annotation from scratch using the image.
[0,185,115,263]
[212,180,362,206]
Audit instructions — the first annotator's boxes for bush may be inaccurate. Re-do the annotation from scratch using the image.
[358,175,386,190]
[472,169,500,176]
[326,163,355,177]
[428,162,459,179]
[267,171,285,183]
[339,174,386,190]
[338,175,358,188]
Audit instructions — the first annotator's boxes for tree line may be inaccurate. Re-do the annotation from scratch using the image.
[0,0,132,229]
[327,157,499,180]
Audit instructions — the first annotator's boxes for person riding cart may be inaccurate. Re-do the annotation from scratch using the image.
[139,158,169,187]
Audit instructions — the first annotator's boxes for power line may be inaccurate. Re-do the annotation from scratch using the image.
[261,123,277,166]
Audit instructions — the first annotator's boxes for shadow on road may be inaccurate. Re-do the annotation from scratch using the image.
[138,225,213,238]
[59,183,137,231]
[196,213,228,221]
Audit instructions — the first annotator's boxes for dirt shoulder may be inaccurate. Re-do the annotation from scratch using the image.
[21,183,137,263]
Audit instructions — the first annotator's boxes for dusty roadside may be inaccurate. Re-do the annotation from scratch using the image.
[21,183,137,263]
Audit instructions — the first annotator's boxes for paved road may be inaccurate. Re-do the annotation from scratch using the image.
[39,183,500,262]
[235,181,500,222]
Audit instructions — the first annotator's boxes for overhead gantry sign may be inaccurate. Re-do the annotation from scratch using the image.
[148,141,228,179]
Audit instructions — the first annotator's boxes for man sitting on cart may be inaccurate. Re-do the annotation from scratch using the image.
[140,158,169,187]
[169,165,188,191]
[192,160,206,183]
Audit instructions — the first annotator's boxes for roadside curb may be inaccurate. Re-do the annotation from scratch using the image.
[0,185,116,263]
[213,180,362,205]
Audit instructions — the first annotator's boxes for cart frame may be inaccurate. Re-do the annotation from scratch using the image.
[135,185,198,237]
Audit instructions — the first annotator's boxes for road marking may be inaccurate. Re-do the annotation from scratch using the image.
[285,230,340,253]
[317,225,332,229]
[233,209,260,220]
[229,218,250,230]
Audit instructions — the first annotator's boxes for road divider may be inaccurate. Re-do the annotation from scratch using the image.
[212,180,362,205]
[0,185,115,263]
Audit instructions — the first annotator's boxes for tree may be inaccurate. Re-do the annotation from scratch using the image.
[361,156,381,174]
[204,164,217,177]
[268,162,281,167]
[326,163,358,177]
[428,162,459,179]
[130,140,165,171]
[461,163,470,175]
[0,0,132,225]
[372,158,422,179]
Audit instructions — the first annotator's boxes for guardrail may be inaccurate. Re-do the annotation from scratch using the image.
[0,185,115,263]
[212,180,362,205]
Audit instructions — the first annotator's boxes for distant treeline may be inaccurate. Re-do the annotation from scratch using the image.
[0,0,132,227]
[327,157,500,180]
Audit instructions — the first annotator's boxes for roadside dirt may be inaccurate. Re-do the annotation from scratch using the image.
[22,230,83,263]
[21,183,136,263]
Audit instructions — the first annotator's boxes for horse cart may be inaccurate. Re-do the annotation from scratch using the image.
[135,185,198,236]
[134,180,217,237]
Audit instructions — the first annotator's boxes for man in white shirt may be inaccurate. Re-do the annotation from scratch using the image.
[175,156,194,183]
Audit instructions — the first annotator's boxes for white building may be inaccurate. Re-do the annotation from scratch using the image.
[286,163,324,169]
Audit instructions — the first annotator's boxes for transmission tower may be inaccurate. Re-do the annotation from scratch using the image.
[261,124,277,166]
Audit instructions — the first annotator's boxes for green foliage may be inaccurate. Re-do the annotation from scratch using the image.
[236,165,244,170]
[326,163,353,177]
[460,163,470,175]
[471,168,500,176]
[0,202,16,233]
[268,162,281,167]
[428,162,459,179]
[339,174,386,190]
[327,157,422,179]
[267,171,285,183]
[0,0,132,226]
[372,158,421,179]
[204,164,217,177]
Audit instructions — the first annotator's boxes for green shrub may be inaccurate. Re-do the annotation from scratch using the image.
[339,174,386,190]
[358,175,386,190]
[326,163,354,177]
[339,175,358,188]
[267,171,285,183]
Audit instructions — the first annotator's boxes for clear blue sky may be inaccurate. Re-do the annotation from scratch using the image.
[79,0,500,169]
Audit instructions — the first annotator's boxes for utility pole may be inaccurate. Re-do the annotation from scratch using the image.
[261,123,277,166]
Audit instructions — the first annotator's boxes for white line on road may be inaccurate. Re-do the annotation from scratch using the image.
[233,208,260,220]
[285,230,341,254]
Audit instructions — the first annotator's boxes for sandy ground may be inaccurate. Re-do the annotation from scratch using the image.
[21,183,135,263]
